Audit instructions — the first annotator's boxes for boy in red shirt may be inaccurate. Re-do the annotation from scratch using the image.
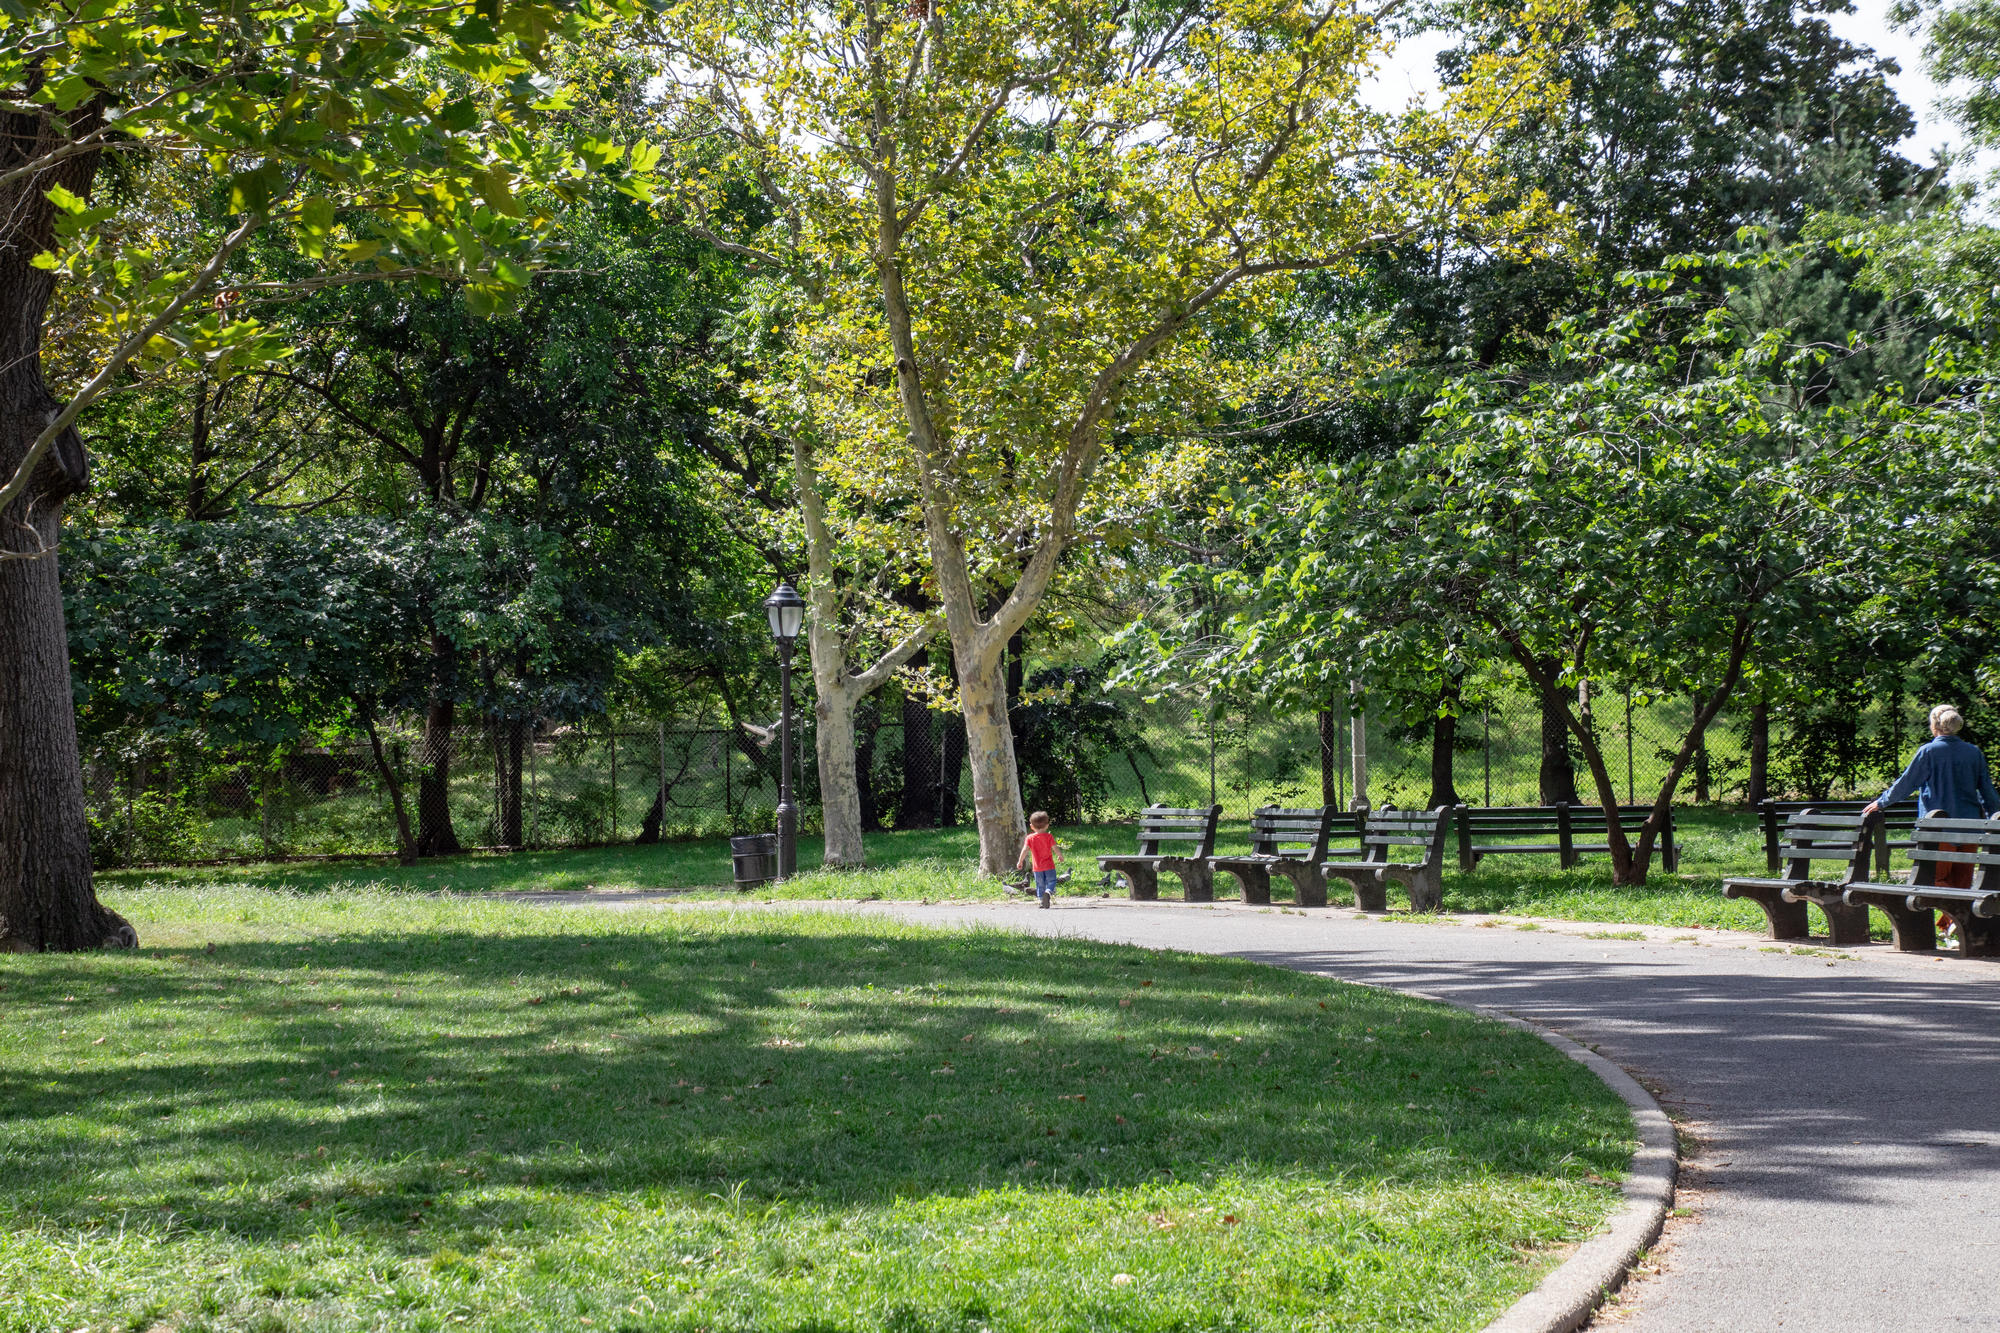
[1016,810,1063,909]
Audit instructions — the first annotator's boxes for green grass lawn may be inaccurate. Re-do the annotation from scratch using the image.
[100,806,1847,935]
[2,890,1632,1333]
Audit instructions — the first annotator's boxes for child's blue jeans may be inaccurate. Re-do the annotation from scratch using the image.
[1032,868,1060,897]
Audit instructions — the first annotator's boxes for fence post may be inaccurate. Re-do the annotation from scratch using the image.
[1625,689,1635,805]
[657,721,668,837]
[1349,680,1369,811]
[259,766,273,858]
[1482,705,1492,807]
[125,760,137,867]
[609,726,618,841]
[528,732,539,848]
[1206,707,1216,808]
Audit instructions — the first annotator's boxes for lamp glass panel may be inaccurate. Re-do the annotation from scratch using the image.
[777,602,804,638]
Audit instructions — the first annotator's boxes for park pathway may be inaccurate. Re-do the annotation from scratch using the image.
[825,899,2000,1332]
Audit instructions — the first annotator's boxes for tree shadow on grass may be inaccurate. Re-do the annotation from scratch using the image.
[0,923,1629,1257]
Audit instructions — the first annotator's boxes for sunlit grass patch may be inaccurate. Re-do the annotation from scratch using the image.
[1,889,1632,1332]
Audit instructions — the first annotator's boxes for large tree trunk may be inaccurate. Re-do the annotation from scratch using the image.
[1746,696,1770,806]
[1429,677,1462,809]
[415,638,462,856]
[1537,676,1579,805]
[0,103,136,953]
[788,429,930,868]
[956,637,1026,872]
[816,690,866,866]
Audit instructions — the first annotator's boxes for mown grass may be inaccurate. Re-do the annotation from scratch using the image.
[2,890,1632,1333]
[99,806,1857,935]
[96,825,1135,901]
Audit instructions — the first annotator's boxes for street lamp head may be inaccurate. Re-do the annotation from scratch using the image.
[764,580,806,645]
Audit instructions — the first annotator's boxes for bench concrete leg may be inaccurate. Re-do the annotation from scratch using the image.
[1219,864,1270,904]
[1120,866,1158,901]
[1959,914,2000,959]
[1166,861,1214,903]
[1394,867,1443,914]
[1728,885,1810,941]
[1273,864,1328,909]
[1328,870,1386,912]
[1819,901,1873,947]
[1881,903,1937,952]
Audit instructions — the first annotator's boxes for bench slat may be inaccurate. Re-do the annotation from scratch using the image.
[1910,816,2000,834]
[1910,848,2000,865]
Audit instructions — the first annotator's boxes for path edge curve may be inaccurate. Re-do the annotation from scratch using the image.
[1398,988,1676,1333]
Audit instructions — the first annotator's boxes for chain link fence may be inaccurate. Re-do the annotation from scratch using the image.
[84,670,1934,866]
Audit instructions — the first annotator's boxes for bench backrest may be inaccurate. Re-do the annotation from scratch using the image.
[1460,803,1662,834]
[1356,805,1451,865]
[1135,804,1222,857]
[1248,806,1336,861]
[1761,798,1911,875]
[1762,797,1919,829]
[1775,809,1873,882]
[1909,812,2000,889]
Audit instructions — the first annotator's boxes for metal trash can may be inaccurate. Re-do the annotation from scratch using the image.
[730,833,778,891]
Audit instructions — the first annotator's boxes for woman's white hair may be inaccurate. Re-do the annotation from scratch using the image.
[1930,705,1965,735]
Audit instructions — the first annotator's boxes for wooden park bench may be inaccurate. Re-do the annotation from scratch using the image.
[1323,805,1453,912]
[1721,809,1874,945]
[1841,814,2000,957]
[1098,804,1223,902]
[1212,806,1340,907]
[1758,798,1916,877]
[1456,802,1678,873]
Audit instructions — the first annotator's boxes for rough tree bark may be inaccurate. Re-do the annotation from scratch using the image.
[0,99,136,953]
[1746,695,1769,806]
[1428,677,1462,809]
[1537,673,1579,805]
[791,432,929,867]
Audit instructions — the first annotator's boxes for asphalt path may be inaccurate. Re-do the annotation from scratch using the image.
[805,899,2000,1332]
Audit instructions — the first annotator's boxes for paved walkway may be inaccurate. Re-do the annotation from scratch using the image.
[812,899,2000,1332]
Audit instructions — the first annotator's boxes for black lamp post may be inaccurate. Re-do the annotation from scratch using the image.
[763,580,806,878]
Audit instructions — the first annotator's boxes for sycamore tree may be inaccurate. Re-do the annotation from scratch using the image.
[715,279,935,867]
[651,0,1572,871]
[0,1,652,953]
[1175,263,1933,884]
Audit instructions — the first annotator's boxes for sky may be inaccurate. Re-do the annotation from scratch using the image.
[1364,0,1996,180]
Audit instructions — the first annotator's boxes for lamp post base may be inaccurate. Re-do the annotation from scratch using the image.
[776,800,798,880]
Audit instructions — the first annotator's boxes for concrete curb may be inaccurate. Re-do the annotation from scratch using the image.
[1393,987,1677,1333]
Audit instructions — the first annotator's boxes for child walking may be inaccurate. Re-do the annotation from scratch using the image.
[1016,811,1064,909]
